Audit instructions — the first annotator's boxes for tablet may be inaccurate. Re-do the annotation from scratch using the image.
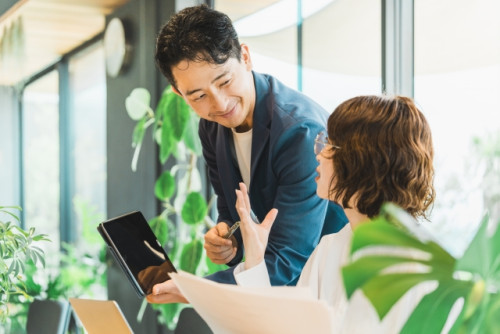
[97,211,176,297]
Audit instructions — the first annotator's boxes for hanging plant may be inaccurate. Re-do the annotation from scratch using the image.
[125,85,225,329]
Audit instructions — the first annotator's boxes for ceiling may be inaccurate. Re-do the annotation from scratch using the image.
[2,0,497,87]
[0,0,130,86]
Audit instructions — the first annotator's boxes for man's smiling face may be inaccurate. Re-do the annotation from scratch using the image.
[172,45,256,132]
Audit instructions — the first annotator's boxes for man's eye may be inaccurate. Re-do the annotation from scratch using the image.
[220,79,231,87]
[194,94,205,101]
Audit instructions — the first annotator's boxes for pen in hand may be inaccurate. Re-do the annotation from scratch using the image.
[223,209,260,239]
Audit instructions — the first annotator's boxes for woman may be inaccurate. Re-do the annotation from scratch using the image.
[232,95,435,333]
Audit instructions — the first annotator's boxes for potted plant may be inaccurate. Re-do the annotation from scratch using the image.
[342,203,500,333]
[0,206,49,329]
[5,198,107,332]
[125,86,225,329]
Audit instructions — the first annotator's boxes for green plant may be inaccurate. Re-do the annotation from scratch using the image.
[5,198,107,333]
[0,206,49,324]
[342,203,500,333]
[125,86,225,329]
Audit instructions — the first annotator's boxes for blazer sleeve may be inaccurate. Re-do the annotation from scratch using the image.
[264,122,329,285]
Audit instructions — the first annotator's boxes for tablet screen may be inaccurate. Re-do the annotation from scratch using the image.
[98,211,176,296]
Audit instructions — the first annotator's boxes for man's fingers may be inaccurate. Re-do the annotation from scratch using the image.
[204,225,232,246]
[204,245,237,262]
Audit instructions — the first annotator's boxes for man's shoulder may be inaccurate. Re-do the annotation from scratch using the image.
[255,72,328,124]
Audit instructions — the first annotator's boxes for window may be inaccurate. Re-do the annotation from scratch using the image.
[414,0,500,256]
[216,0,381,111]
[68,42,107,253]
[20,41,107,263]
[22,70,61,257]
[0,86,20,207]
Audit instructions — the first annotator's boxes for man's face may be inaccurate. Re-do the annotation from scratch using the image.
[172,45,255,132]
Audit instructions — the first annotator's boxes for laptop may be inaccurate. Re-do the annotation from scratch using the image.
[69,298,133,334]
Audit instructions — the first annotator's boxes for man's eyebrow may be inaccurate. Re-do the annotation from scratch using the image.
[185,71,229,96]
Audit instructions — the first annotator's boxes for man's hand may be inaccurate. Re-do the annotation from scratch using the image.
[146,279,188,304]
[204,222,237,264]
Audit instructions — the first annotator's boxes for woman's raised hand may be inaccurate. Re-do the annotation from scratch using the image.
[235,182,278,270]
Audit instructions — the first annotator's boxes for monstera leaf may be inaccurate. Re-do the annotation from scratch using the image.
[342,203,500,334]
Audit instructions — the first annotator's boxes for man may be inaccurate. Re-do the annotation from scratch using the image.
[153,5,346,287]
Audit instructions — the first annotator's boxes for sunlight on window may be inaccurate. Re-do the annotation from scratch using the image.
[415,0,500,257]
[22,70,60,258]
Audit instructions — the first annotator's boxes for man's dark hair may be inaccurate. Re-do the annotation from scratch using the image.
[155,5,242,88]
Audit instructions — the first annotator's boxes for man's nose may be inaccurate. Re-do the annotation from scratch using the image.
[210,93,227,111]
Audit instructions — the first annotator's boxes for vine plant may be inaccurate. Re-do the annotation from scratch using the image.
[125,86,224,329]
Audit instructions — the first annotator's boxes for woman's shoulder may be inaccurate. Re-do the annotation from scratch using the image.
[318,224,353,250]
[305,224,353,271]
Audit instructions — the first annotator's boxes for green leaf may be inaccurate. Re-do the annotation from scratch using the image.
[362,273,436,319]
[401,280,472,334]
[342,255,432,299]
[125,88,151,120]
[183,113,202,155]
[485,294,500,333]
[149,216,169,247]
[351,219,429,254]
[165,93,190,141]
[132,117,146,148]
[490,222,500,277]
[154,171,176,200]
[0,206,21,222]
[455,213,490,277]
[154,88,170,137]
[181,192,208,225]
[159,117,176,163]
[179,240,203,274]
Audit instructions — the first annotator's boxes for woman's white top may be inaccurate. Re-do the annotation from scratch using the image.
[234,224,439,334]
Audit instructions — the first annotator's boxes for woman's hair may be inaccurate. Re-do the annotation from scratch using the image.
[155,5,242,89]
[327,95,435,219]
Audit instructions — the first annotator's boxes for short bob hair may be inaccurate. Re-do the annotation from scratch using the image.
[155,5,242,89]
[327,95,435,219]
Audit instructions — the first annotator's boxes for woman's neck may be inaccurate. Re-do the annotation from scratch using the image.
[343,208,370,230]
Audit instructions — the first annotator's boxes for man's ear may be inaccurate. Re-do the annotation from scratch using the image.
[240,43,253,70]
[171,85,182,97]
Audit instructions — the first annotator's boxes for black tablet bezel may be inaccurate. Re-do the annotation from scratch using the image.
[97,211,176,298]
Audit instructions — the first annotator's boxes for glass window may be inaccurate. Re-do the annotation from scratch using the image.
[22,70,61,258]
[0,86,20,207]
[216,0,381,111]
[68,42,107,253]
[20,42,107,265]
[302,0,381,110]
[414,0,500,257]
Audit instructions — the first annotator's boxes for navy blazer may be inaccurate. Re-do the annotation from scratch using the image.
[202,72,347,285]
